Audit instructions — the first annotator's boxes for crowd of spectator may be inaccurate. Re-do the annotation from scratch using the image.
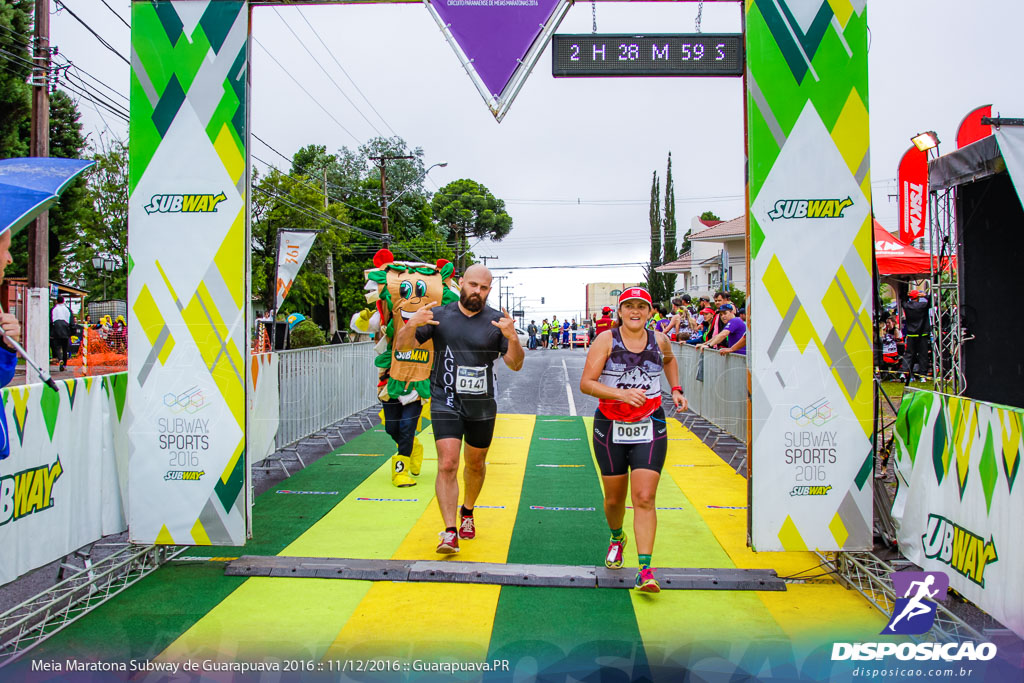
[673,290,747,356]
[523,290,749,357]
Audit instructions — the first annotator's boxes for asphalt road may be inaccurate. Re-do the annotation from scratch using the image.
[493,345,600,417]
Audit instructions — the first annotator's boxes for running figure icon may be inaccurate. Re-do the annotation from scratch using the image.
[887,574,939,632]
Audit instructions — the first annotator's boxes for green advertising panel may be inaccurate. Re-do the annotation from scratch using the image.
[746,0,873,551]
[128,1,249,544]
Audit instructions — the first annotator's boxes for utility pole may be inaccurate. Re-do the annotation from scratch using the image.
[500,283,513,313]
[323,167,338,338]
[27,0,51,367]
[478,255,498,266]
[368,154,413,244]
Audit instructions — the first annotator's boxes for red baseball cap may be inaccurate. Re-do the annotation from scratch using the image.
[601,306,613,314]
[700,307,715,314]
[618,287,652,307]
[909,289,921,298]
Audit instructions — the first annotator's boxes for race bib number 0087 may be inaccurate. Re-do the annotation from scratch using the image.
[612,418,653,444]
[456,366,487,394]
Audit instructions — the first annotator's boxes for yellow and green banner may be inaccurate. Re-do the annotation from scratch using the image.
[0,374,128,584]
[746,1,873,551]
[128,1,250,545]
[893,389,1023,638]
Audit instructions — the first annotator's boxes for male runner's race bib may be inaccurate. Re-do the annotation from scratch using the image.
[612,418,653,444]
[455,366,487,394]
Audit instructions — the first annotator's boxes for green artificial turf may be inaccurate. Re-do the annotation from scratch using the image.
[485,416,651,680]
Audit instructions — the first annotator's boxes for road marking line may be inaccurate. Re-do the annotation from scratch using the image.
[562,358,576,416]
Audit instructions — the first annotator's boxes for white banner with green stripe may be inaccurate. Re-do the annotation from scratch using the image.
[128,1,250,545]
[893,390,1024,638]
[746,1,873,551]
[0,375,128,585]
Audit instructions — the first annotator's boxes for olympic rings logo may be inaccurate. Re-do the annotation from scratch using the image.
[789,398,834,427]
[163,386,207,414]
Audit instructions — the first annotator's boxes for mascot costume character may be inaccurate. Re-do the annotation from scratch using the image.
[358,249,459,486]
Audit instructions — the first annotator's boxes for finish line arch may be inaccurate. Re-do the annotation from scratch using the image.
[125,0,874,553]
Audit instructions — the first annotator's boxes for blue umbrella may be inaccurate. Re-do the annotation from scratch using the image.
[0,157,95,235]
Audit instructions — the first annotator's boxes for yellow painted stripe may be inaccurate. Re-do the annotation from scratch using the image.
[583,416,784,650]
[324,415,535,662]
[158,430,442,662]
[661,419,887,643]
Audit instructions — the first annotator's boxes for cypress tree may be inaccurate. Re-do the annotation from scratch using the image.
[645,170,662,298]
[662,152,677,297]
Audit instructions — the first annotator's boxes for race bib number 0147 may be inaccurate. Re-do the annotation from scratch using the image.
[456,366,487,394]
[612,418,652,444]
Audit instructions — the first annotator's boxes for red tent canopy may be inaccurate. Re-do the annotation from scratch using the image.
[874,220,952,275]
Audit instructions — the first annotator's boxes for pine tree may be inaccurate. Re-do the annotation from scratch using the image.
[645,170,662,299]
[0,1,32,159]
[662,152,677,298]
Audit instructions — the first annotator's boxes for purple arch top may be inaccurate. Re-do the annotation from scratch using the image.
[430,0,563,98]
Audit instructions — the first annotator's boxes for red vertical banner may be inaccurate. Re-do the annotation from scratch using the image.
[956,104,993,149]
[898,146,928,244]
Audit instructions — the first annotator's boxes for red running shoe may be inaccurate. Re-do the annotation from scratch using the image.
[458,514,476,540]
[635,566,660,593]
[436,530,460,554]
[605,533,628,569]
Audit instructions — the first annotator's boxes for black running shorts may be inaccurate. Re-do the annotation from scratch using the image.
[431,406,496,449]
[592,407,668,477]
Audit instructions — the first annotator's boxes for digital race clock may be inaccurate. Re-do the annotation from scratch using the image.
[552,34,744,77]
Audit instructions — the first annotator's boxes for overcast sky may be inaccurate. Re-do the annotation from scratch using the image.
[52,1,1024,322]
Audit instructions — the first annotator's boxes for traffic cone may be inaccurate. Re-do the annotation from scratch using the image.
[391,454,416,487]
[410,437,424,476]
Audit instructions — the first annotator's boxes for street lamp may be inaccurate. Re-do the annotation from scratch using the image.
[388,161,448,206]
[91,256,116,299]
[376,160,449,243]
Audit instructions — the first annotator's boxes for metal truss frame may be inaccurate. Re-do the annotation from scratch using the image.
[928,185,964,395]
[0,544,183,667]
[818,551,984,643]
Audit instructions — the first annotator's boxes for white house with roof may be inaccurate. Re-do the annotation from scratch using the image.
[656,215,746,297]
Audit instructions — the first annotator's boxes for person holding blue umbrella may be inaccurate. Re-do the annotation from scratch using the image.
[0,157,94,456]
[0,228,22,459]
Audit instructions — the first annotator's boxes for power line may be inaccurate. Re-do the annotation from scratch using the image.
[252,36,361,146]
[296,10,398,139]
[0,51,128,124]
[0,45,36,70]
[61,60,129,103]
[257,185,433,263]
[61,72,129,115]
[59,80,129,122]
[251,152,385,220]
[250,133,391,202]
[0,23,32,48]
[254,185,385,240]
[272,8,385,139]
[97,0,130,30]
[54,0,129,65]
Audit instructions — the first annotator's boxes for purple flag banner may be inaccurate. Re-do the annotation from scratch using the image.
[426,0,569,120]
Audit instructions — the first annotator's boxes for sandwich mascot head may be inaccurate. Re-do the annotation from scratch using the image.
[362,249,459,486]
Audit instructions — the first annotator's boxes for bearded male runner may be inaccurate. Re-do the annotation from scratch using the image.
[396,264,524,553]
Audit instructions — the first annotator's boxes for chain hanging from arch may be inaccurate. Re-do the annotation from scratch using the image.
[591,0,597,34]
[695,0,704,33]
